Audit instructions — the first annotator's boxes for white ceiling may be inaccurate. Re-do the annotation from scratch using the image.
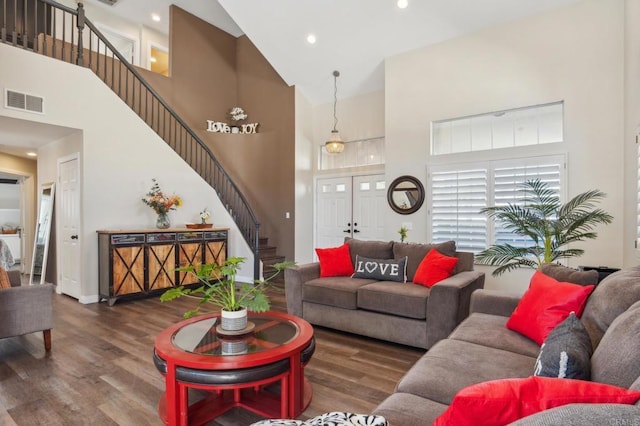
[85,0,580,104]
[0,0,581,158]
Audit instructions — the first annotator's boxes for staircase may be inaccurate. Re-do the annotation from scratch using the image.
[259,237,286,286]
[0,0,268,279]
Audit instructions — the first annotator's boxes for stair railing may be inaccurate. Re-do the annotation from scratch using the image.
[0,0,261,279]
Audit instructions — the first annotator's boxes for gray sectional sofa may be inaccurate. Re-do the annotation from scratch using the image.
[285,239,485,349]
[372,265,640,425]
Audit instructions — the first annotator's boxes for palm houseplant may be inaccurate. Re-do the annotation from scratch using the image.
[160,257,294,331]
[476,179,613,276]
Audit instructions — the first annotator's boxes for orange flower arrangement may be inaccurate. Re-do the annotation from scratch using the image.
[141,179,183,215]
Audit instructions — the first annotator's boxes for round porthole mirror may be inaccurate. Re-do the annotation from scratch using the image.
[387,175,425,215]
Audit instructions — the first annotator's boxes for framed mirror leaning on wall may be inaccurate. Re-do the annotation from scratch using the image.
[387,175,425,215]
[30,183,55,285]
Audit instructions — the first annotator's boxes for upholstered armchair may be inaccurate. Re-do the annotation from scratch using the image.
[0,270,54,351]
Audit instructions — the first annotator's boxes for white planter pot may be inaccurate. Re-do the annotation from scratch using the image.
[221,308,247,331]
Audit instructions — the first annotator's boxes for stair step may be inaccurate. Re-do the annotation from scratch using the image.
[259,246,277,257]
[262,255,286,267]
[258,237,269,247]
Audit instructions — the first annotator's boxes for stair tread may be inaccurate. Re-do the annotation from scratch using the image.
[261,255,286,261]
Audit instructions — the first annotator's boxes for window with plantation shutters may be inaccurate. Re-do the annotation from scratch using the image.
[430,167,488,252]
[493,158,563,248]
[429,155,565,253]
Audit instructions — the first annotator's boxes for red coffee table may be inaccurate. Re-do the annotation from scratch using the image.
[154,311,315,426]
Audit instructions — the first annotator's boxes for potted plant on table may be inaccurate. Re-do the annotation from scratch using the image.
[476,179,613,276]
[160,257,294,332]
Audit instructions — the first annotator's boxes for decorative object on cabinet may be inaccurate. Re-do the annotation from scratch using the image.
[141,178,182,229]
[30,182,55,285]
[97,228,228,306]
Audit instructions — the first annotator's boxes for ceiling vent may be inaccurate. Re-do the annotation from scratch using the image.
[96,0,119,5]
[5,89,44,114]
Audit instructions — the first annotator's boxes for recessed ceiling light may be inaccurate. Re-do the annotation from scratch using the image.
[26,152,37,157]
[306,34,316,44]
[151,13,161,22]
[397,0,408,9]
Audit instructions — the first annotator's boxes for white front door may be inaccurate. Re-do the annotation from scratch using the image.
[58,155,81,299]
[316,174,386,251]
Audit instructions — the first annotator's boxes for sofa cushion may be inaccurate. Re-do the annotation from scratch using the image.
[392,241,456,281]
[591,300,640,389]
[357,281,430,319]
[511,403,640,426]
[448,313,540,358]
[433,376,640,426]
[413,249,458,288]
[396,339,535,405]
[345,238,394,265]
[315,243,354,277]
[507,271,594,345]
[373,392,448,426]
[541,263,599,286]
[352,255,407,282]
[581,265,640,347]
[533,313,592,380]
[302,277,376,310]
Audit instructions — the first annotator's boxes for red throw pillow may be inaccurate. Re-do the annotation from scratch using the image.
[413,248,458,288]
[315,244,354,277]
[506,271,594,345]
[433,376,640,426]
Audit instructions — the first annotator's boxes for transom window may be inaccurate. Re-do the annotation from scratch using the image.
[431,102,563,156]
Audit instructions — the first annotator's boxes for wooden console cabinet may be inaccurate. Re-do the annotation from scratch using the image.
[97,228,228,305]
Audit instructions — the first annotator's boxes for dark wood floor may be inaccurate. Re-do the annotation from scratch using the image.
[0,284,423,425]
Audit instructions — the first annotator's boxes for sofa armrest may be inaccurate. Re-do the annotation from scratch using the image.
[285,263,320,317]
[0,283,54,338]
[425,270,485,348]
[469,289,522,317]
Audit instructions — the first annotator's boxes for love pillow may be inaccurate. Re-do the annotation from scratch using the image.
[352,255,408,282]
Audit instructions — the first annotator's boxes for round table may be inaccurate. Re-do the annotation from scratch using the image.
[154,311,314,425]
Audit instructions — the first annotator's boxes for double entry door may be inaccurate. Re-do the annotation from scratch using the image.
[316,174,386,250]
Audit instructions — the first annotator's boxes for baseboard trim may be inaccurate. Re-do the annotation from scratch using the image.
[79,294,99,304]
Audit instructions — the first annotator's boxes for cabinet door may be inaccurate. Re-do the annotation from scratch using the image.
[204,239,226,280]
[112,246,145,295]
[177,242,203,285]
[147,243,176,291]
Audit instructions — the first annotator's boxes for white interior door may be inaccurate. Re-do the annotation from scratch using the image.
[316,177,352,249]
[352,175,386,241]
[316,174,385,251]
[58,156,81,299]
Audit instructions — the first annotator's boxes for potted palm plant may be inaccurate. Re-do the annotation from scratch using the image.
[476,179,613,276]
[160,257,294,331]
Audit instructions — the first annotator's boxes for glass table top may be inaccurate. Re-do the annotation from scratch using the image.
[172,315,299,356]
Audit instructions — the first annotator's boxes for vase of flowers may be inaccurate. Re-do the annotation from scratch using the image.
[141,178,183,229]
[200,208,211,225]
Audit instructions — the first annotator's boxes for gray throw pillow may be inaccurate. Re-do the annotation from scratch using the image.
[534,312,593,380]
[541,263,599,286]
[352,255,407,282]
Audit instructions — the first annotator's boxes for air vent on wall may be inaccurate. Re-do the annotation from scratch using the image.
[97,0,119,5]
[5,89,44,114]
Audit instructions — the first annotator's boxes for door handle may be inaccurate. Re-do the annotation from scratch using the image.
[343,229,351,233]
[71,235,78,240]
[353,229,360,233]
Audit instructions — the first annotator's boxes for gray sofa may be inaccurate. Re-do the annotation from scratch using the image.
[285,239,485,349]
[0,270,54,351]
[373,265,640,425]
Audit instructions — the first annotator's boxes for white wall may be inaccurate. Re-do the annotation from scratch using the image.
[0,43,253,302]
[294,88,314,264]
[385,0,625,293]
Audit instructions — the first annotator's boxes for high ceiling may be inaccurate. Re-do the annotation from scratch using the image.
[0,0,581,160]
[84,0,580,104]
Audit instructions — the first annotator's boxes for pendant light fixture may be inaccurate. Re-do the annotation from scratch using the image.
[325,70,345,154]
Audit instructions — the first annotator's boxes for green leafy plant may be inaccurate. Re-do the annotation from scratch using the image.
[398,226,408,243]
[160,257,295,318]
[476,179,613,276]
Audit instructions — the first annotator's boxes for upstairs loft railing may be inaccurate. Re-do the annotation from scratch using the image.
[0,0,262,279]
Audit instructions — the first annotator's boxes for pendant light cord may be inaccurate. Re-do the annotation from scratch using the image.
[332,70,340,132]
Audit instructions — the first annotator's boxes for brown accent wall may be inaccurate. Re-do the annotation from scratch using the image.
[135,6,295,261]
